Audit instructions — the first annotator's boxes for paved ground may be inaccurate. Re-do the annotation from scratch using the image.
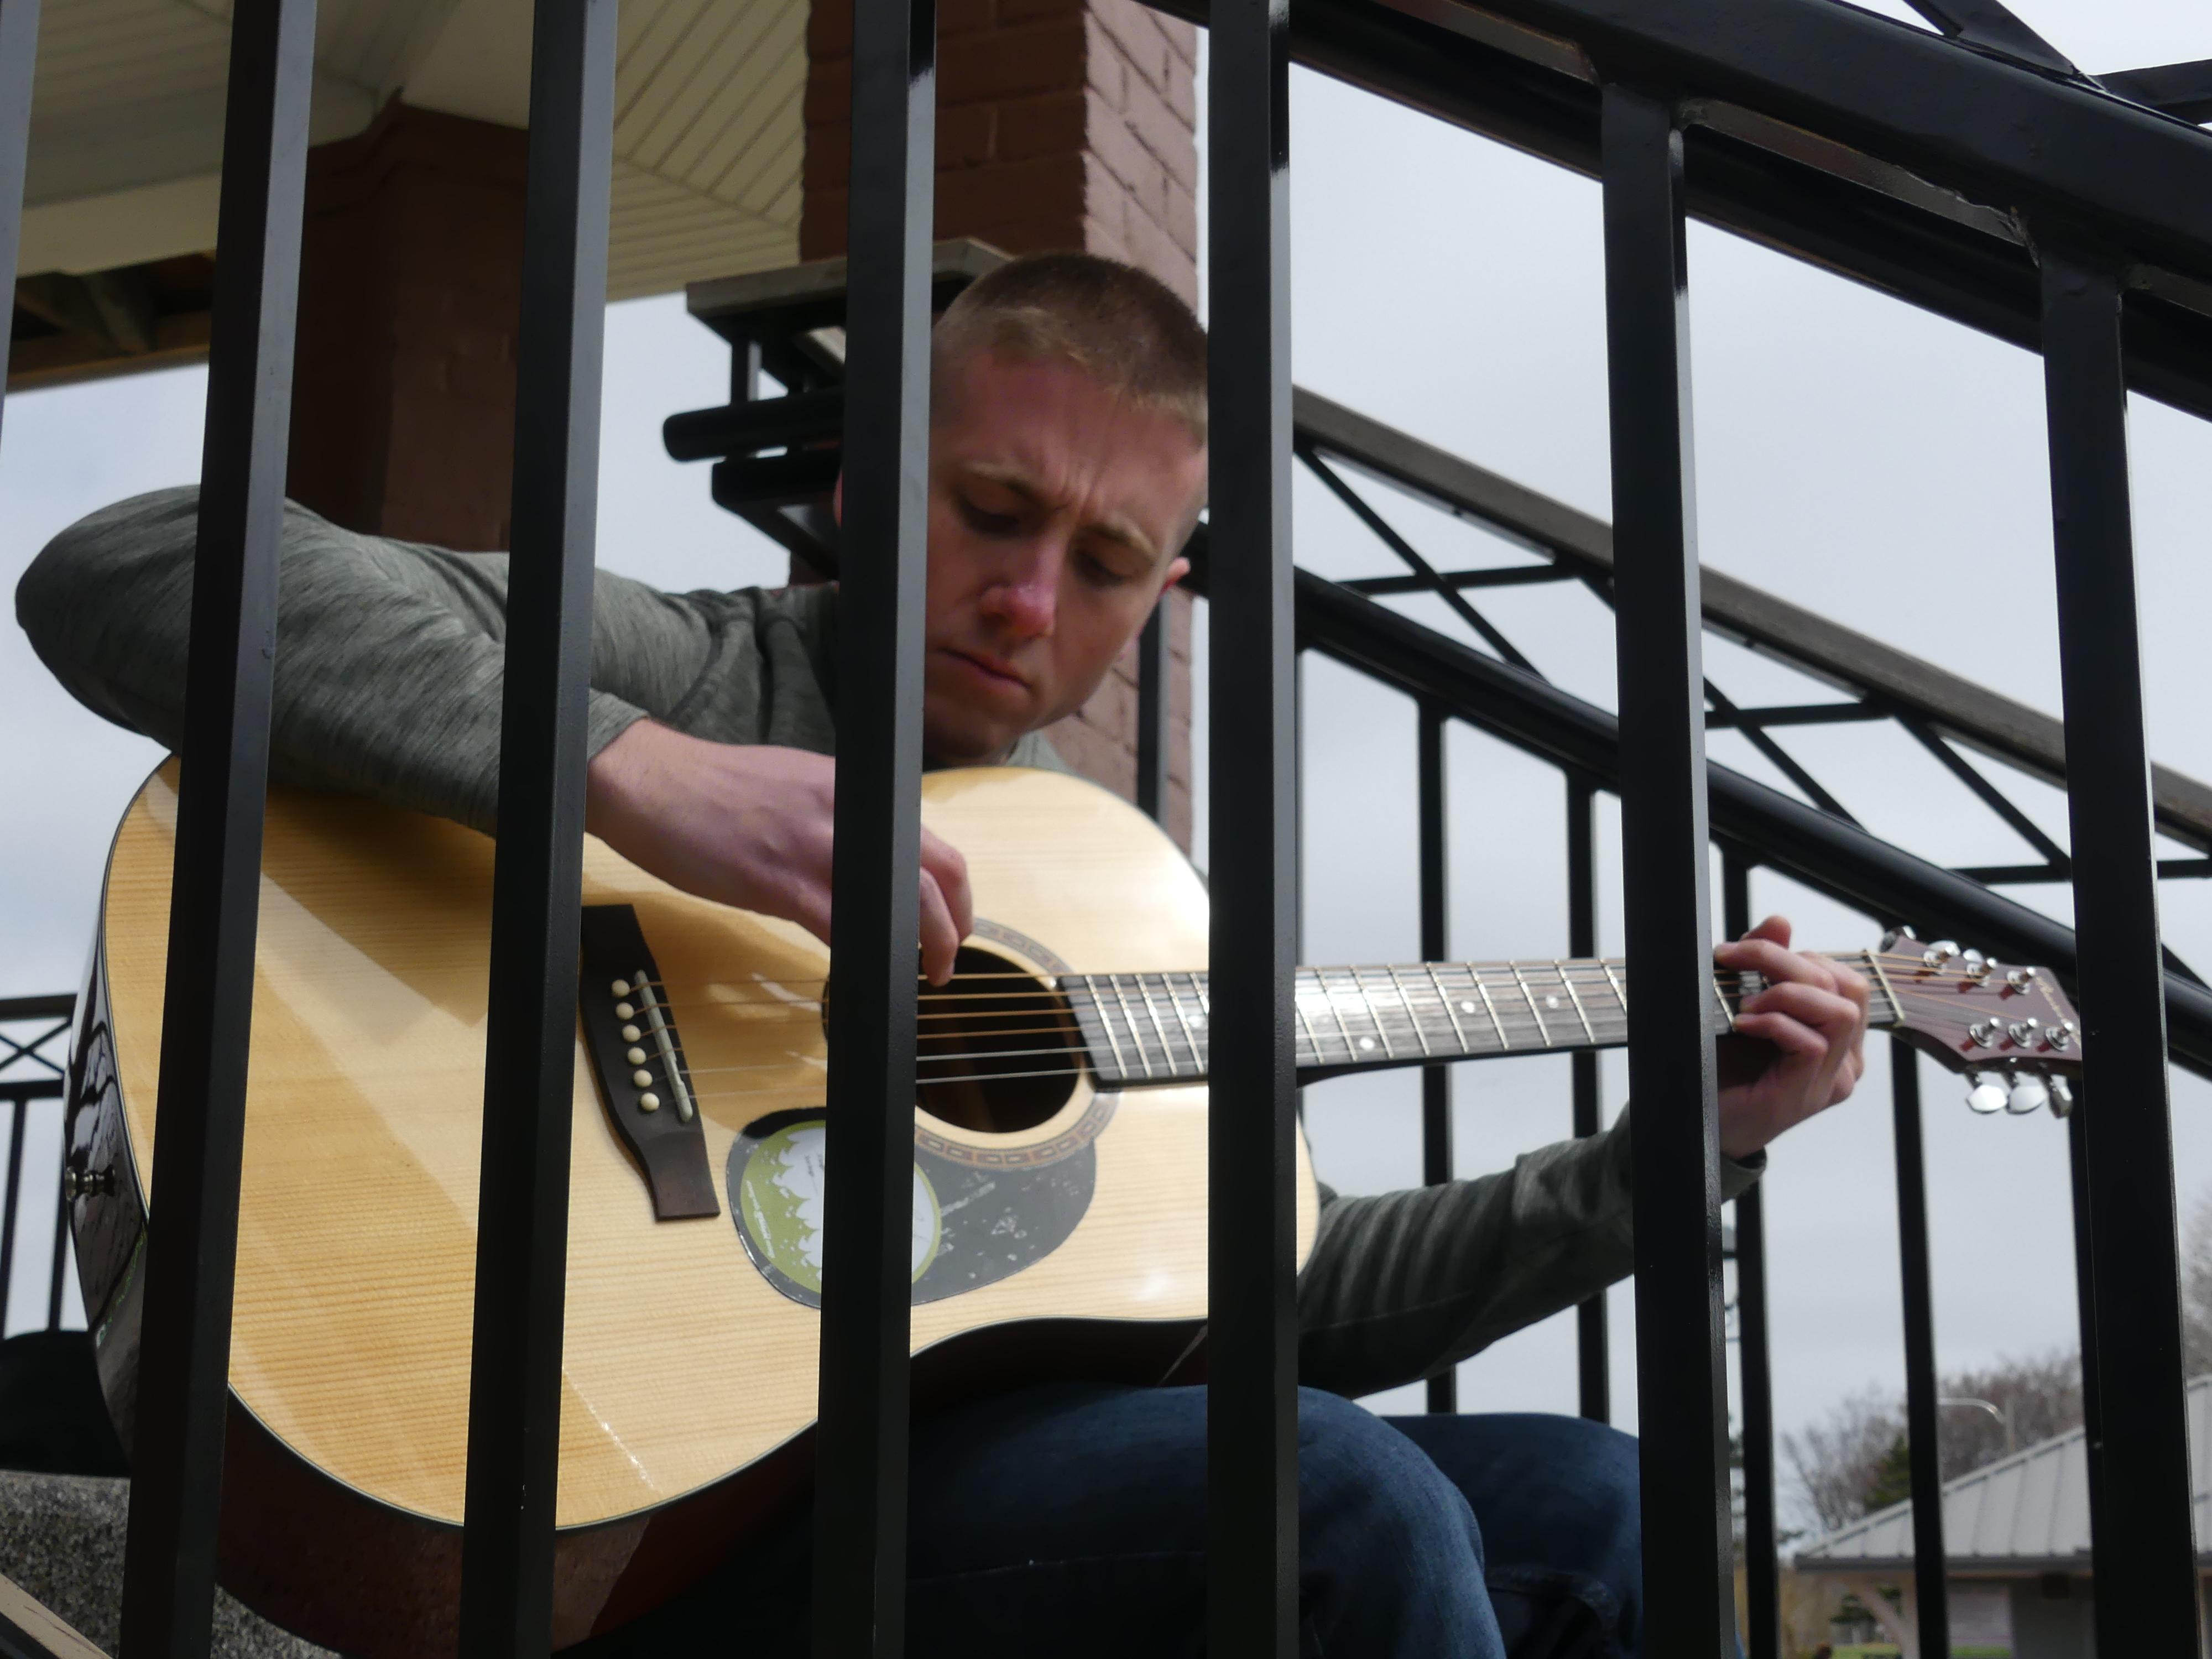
[0,1472,332,1657]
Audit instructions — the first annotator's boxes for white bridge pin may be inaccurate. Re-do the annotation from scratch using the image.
[632,1068,653,1088]
[621,1024,642,1043]
[612,978,631,997]
[615,1002,635,1021]
[638,1092,661,1112]
[625,1046,648,1066]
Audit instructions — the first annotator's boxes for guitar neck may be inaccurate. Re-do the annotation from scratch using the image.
[1065,951,1893,1089]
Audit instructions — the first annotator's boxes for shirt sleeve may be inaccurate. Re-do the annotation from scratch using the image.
[1295,1104,1765,1399]
[14,487,729,833]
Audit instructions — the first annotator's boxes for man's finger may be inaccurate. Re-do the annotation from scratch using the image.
[1740,980,1862,1036]
[1730,1011,1828,1058]
[921,828,974,944]
[919,870,961,985]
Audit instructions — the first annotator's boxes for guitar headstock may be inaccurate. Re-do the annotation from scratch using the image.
[1876,928,2081,1118]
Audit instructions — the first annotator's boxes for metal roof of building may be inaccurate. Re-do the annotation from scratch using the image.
[21,0,801,298]
[1796,1375,2212,1573]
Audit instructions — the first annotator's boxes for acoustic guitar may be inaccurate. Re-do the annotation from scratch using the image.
[61,761,2081,1655]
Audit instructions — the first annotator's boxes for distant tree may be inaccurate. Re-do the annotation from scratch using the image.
[1864,1434,1912,1512]
[1783,1387,1903,1532]
[1784,1349,2086,1533]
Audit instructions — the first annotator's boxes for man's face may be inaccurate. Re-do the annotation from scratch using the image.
[911,348,1204,764]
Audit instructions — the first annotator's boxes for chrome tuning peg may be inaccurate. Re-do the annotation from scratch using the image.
[2047,1076,2074,1118]
[2006,965,2041,992]
[1961,948,1992,982]
[1881,926,1920,951]
[1965,1071,2007,1114]
[1924,940,1961,969]
[2006,1074,2049,1115]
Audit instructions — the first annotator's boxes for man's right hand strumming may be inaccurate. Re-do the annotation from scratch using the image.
[582,720,974,984]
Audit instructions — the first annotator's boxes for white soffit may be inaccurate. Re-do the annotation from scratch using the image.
[21,0,803,298]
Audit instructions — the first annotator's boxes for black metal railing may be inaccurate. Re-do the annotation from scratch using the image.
[5,0,2211,1655]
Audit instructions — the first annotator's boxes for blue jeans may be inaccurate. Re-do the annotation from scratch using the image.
[576,1385,1641,1657]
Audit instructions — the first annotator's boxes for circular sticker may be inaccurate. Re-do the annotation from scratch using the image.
[733,1119,941,1297]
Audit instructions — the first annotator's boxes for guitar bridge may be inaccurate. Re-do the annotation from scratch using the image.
[579,905,719,1220]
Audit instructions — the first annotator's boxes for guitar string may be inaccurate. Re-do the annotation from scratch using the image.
[656,984,2001,1084]
[620,948,1993,1011]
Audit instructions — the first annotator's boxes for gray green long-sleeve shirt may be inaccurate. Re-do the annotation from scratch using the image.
[15,486,1763,1400]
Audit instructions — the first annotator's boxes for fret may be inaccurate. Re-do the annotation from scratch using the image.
[1133,974,1185,1076]
[1599,960,1627,1031]
[1507,962,1554,1047]
[1351,968,1398,1060]
[1384,964,1431,1057]
[1292,977,1329,1067]
[1074,977,1130,1084]
[1709,973,1737,1035]
[1554,959,1597,1045]
[1162,974,1204,1071]
[1317,970,1361,1061]
[1423,963,1473,1056]
[1108,975,1156,1079]
[1470,968,1511,1051]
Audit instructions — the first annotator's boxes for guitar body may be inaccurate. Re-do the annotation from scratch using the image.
[67,761,1319,1655]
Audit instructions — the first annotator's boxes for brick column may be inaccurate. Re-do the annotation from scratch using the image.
[287,102,528,552]
[801,0,1199,844]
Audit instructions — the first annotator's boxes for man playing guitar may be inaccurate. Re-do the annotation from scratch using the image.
[19,251,1869,1657]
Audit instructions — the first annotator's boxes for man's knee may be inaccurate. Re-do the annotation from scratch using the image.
[1294,1389,1493,1615]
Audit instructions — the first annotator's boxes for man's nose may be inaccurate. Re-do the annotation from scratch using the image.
[978,543,1061,637]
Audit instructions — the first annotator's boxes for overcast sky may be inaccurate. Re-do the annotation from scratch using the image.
[3,0,2208,1528]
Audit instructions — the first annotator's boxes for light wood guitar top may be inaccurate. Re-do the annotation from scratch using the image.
[96,762,1319,1532]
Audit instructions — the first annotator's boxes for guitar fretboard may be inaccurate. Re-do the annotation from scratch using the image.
[1062,953,1891,1089]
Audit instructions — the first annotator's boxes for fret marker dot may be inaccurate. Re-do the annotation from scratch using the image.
[1190,1015,1206,1028]
[1545,995,1561,1010]
[1359,1036,1376,1051]
[1459,1001,1476,1015]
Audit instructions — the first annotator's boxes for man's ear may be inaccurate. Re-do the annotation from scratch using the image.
[832,471,844,526]
[1158,555,1191,598]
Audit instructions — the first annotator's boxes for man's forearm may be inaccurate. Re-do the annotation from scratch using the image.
[17,488,658,831]
[1296,1107,1765,1399]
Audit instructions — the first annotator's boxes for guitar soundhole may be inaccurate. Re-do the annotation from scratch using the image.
[916,946,1082,1134]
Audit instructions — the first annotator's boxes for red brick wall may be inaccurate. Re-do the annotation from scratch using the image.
[802,0,1200,845]
[288,102,527,552]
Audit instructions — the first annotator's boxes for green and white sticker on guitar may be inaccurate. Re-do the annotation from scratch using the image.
[733,1118,943,1296]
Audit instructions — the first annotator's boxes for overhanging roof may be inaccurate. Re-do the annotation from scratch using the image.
[20,0,802,300]
[1796,1374,2212,1574]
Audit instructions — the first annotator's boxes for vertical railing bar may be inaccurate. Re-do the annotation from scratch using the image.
[1138,604,1171,823]
[1566,777,1608,1424]
[1720,856,1780,1659]
[809,0,936,1642]
[1888,1039,1950,1658]
[1600,79,1734,1657]
[1208,0,1298,1640]
[0,0,42,411]
[2039,236,2202,1652]
[1417,700,1456,1413]
[0,1097,24,1337]
[452,1,616,1650]
[116,2,315,1651]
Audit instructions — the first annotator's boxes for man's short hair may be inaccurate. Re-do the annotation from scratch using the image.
[933,252,1208,444]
